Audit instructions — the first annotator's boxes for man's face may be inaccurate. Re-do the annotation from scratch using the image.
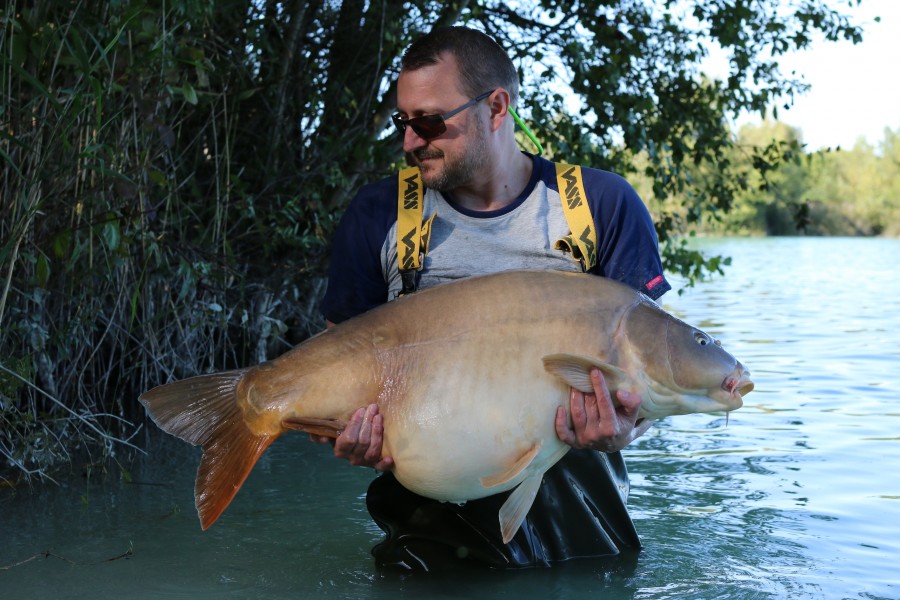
[395,54,490,192]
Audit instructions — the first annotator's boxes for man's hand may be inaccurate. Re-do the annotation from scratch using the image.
[555,367,653,452]
[309,403,394,471]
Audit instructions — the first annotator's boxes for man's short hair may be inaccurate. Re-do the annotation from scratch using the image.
[401,26,520,107]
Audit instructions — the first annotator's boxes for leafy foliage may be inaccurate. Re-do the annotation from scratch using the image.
[0,0,865,478]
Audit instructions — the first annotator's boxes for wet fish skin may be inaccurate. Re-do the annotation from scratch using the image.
[140,270,752,543]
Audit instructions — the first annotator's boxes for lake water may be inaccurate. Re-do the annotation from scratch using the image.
[2,236,898,599]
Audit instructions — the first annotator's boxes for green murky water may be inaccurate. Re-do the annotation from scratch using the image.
[3,237,898,599]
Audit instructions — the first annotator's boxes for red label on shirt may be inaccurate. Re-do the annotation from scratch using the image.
[645,275,664,290]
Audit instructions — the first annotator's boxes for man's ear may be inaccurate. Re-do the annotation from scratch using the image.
[487,88,512,133]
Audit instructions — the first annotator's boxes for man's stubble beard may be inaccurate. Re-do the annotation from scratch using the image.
[409,115,490,192]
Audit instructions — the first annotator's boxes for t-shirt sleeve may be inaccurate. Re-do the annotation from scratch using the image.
[319,178,397,324]
[583,169,671,300]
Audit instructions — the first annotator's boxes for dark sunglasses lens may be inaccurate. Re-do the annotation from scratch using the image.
[392,114,446,139]
[391,113,407,133]
[411,115,446,139]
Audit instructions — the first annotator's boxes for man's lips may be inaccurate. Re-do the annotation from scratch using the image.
[414,151,443,163]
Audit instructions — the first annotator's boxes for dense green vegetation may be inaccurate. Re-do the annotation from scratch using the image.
[1,0,873,480]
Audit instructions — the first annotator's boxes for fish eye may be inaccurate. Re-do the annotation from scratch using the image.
[694,332,711,346]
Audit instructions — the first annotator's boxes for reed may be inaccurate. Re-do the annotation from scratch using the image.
[0,0,361,480]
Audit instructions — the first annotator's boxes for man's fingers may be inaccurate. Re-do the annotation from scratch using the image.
[569,387,599,446]
[589,368,619,420]
[309,433,336,445]
[332,404,395,470]
[615,388,642,414]
[555,405,575,446]
[374,456,395,472]
[580,393,601,445]
[363,413,384,463]
[334,406,366,457]
[568,387,585,430]
[565,389,605,448]
[356,404,378,447]
[345,406,367,438]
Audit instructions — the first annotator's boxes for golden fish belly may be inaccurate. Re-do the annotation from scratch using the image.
[374,323,575,502]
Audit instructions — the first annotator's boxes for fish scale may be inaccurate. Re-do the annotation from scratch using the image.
[140,269,752,544]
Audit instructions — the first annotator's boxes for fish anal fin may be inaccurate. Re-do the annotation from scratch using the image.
[139,369,279,530]
[283,417,348,439]
[542,353,631,397]
[498,475,543,544]
[480,441,541,489]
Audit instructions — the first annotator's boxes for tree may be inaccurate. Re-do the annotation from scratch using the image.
[803,129,900,236]
[0,0,865,478]
[735,120,810,235]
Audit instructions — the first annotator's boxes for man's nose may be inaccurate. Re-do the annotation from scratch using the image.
[402,126,428,154]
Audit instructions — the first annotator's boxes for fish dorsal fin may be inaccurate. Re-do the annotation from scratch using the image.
[480,441,542,489]
[542,353,632,396]
[498,475,543,544]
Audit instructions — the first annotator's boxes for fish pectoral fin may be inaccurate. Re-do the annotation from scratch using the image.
[542,353,631,396]
[282,417,348,439]
[498,475,543,544]
[480,441,541,489]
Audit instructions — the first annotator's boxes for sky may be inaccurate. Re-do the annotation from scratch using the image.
[721,0,900,151]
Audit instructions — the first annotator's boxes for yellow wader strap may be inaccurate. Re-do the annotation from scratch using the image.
[554,163,598,271]
[397,166,435,296]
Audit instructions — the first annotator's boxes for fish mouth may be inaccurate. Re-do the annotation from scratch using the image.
[730,369,754,395]
[721,368,753,407]
[642,366,753,418]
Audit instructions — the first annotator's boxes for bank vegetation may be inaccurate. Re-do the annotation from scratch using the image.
[1,0,874,480]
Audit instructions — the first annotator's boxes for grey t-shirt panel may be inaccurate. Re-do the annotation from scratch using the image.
[381,181,580,299]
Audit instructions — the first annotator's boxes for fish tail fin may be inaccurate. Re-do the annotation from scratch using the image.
[139,369,278,530]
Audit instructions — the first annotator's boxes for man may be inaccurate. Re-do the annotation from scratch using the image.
[317,26,670,570]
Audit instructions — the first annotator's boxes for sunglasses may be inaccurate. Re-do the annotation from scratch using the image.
[391,90,494,140]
